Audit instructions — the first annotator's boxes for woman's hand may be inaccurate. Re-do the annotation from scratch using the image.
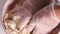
[2,0,60,34]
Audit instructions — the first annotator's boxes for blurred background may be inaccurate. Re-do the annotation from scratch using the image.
[0,0,7,34]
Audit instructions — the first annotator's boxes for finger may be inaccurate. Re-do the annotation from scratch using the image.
[32,5,59,34]
[48,23,60,34]
[15,6,32,30]
[25,20,36,33]
[20,18,36,34]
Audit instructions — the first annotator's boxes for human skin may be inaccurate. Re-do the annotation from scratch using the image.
[54,6,60,20]
[2,0,60,34]
[31,5,60,34]
[2,0,50,20]
[2,0,50,30]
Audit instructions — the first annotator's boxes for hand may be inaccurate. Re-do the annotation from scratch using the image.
[2,0,60,34]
